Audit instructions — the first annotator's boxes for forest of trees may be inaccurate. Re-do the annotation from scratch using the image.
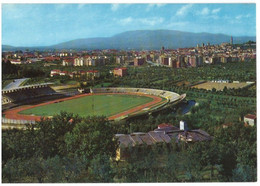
[2,60,46,80]
[2,110,256,182]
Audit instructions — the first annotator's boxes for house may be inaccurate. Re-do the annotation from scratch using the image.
[87,70,100,79]
[79,70,87,76]
[154,123,179,133]
[244,114,256,126]
[62,58,74,66]
[170,59,180,68]
[59,71,68,76]
[134,57,145,66]
[74,57,84,66]
[116,56,125,64]
[189,56,198,67]
[50,69,61,77]
[115,121,212,161]
[85,57,96,66]
[157,123,174,129]
[74,57,96,66]
[113,67,127,77]
[10,59,24,65]
[68,73,74,78]
[44,56,61,62]
[162,57,170,66]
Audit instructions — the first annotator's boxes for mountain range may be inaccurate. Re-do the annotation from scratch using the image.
[2,30,256,51]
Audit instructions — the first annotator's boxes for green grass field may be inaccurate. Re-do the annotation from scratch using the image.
[19,94,154,117]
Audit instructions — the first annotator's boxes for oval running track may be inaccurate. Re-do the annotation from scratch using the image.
[3,93,164,121]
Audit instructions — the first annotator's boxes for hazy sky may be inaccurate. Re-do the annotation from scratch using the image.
[2,3,256,46]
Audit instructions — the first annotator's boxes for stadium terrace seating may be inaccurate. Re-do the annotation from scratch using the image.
[91,87,184,106]
[2,84,56,104]
[2,96,13,105]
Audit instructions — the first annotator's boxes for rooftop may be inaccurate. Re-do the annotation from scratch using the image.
[116,125,212,148]
[244,114,257,120]
[114,67,127,70]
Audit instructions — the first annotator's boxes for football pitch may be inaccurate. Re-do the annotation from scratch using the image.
[19,94,154,117]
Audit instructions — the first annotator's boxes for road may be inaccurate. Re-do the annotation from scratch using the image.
[3,78,29,90]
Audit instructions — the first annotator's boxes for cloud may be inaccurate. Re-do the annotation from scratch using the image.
[176,4,193,16]
[236,14,251,20]
[111,4,120,11]
[198,7,210,15]
[146,4,165,11]
[139,17,164,26]
[212,8,221,14]
[195,7,220,18]
[224,14,252,24]
[201,7,210,15]
[118,17,133,25]
[117,17,164,26]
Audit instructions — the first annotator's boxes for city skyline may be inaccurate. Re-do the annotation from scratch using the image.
[2,3,256,46]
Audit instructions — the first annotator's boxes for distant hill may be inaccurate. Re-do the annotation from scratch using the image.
[2,30,256,51]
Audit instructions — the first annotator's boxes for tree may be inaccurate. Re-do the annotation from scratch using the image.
[65,116,117,160]
[2,60,20,75]
[2,158,25,183]
[231,164,256,182]
[87,154,115,182]
[35,112,81,158]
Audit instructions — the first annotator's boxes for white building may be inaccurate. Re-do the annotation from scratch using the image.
[244,114,256,126]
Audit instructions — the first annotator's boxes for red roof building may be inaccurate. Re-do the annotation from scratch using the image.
[60,71,68,76]
[113,67,127,77]
[44,56,60,62]
[79,70,87,75]
[62,58,74,66]
[87,70,100,78]
[158,123,174,129]
[244,114,256,126]
[244,114,257,120]
[50,69,61,77]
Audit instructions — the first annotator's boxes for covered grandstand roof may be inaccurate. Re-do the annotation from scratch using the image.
[2,83,54,93]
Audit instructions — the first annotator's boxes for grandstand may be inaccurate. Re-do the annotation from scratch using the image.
[2,83,57,106]
[92,87,184,103]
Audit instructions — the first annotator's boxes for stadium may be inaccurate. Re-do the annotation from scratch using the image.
[2,84,186,125]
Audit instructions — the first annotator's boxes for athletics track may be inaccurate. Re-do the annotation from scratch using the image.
[3,93,164,121]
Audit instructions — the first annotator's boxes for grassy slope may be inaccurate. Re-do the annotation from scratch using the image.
[19,94,154,117]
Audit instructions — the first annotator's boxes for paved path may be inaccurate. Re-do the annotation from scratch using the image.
[3,93,163,121]
[3,78,29,90]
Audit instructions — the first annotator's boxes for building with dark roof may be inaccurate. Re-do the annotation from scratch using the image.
[115,121,212,160]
